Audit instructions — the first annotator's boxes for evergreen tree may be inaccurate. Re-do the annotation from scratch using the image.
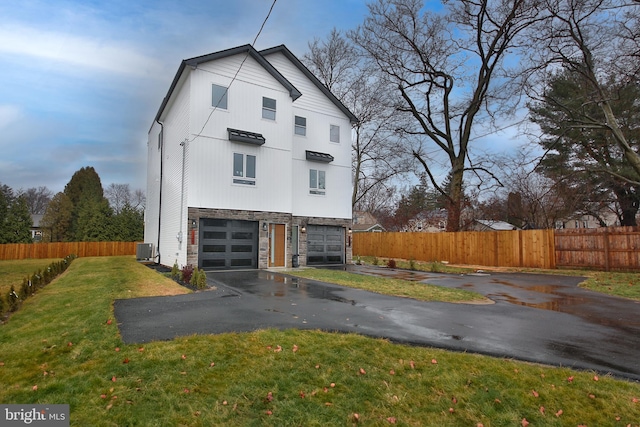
[111,203,144,241]
[0,188,8,244]
[75,198,114,241]
[4,196,33,243]
[40,192,74,242]
[63,166,112,240]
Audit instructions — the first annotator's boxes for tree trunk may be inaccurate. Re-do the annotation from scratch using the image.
[445,160,465,232]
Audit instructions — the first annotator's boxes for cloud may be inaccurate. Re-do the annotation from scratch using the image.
[0,24,163,78]
[0,105,22,130]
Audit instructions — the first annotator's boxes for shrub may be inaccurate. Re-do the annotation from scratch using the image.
[7,286,19,312]
[171,261,180,279]
[190,267,208,290]
[372,257,379,266]
[409,259,416,270]
[181,264,194,283]
[387,259,397,269]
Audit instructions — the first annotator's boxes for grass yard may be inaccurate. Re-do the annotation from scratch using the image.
[356,256,640,301]
[0,256,639,426]
[0,258,62,296]
[285,268,490,304]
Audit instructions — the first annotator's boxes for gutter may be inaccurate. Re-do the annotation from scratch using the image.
[155,119,164,266]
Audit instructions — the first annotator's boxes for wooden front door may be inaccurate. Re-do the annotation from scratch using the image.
[268,224,286,267]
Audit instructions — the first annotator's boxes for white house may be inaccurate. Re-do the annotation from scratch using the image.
[144,44,357,270]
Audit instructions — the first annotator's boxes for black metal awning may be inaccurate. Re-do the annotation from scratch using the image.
[305,150,334,163]
[227,128,266,146]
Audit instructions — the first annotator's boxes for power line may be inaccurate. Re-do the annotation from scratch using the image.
[190,0,278,142]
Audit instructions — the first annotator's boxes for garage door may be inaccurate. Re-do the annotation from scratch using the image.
[199,219,258,269]
[307,225,344,265]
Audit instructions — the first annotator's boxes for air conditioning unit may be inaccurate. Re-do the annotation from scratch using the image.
[136,243,155,261]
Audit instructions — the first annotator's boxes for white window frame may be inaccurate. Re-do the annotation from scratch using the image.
[295,116,306,136]
[212,84,228,110]
[233,153,256,186]
[330,124,340,143]
[262,97,276,120]
[309,169,326,195]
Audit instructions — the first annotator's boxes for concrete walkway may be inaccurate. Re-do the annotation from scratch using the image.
[114,265,640,381]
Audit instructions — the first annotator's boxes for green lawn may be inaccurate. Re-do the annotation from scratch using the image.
[0,258,61,296]
[1,256,639,426]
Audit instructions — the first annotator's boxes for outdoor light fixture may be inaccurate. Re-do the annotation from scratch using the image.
[263,222,268,231]
[301,226,306,233]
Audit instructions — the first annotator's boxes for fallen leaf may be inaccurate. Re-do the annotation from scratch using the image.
[410,360,415,369]
[477,424,484,427]
[115,347,120,352]
[32,385,38,391]
[494,399,502,404]
[632,397,639,403]
[181,354,187,360]
[567,376,574,383]
[386,417,396,423]
[274,345,282,353]
[222,401,228,406]
[266,391,273,402]
[555,409,563,417]
[106,403,112,410]
[183,388,190,393]
[616,416,621,421]
[452,397,457,404]
[352,413,360,422]
[593,375,599,381]
[323,387,328,393]
[123,358,129,364]
[266,410,272,415]
[43,371,48,376]
[521,418,529,427]
[315,364,320,369]
[359,368,366,375]
[138,347,144,352]
[210,362,215,367]
[0,362,4,366]
[532,390,539,398]
[67,342,73,347]
[325,402,332,406]
[330,383,336,388]
[448,407,454,414]
[589,393,595,399]
[539,406,545,414]
[431,359,438,364]
[389,369,395,375]
[111,376,117,382]
[100,394,107,399]
[299,390,305,398]
[106,319,112,325]
[292,344,299,352]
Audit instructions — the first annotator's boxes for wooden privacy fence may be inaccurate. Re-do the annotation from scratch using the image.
[0,241,138,261]
[353,229,556,269]
[555,226,640,271]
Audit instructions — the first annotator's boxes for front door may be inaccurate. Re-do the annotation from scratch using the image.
[268,224,286,267]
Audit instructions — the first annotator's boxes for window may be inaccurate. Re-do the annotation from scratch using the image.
[212,84,228,109]
[330,124,340,143]
[295,116,306,136]
[262,97,276,120]
[233,153,256,185]
[309,169,326,195]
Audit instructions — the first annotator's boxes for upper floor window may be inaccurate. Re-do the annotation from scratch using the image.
[295,116,306,136]
[309,169,325,195]
[212,84,228,109]
[233,153,256,185]
[262,97,276,120]
[330,124,340,143]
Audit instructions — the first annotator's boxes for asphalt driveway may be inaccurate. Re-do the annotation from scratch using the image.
[114,265,640,381]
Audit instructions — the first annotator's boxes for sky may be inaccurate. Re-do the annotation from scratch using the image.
[0,0,371,194]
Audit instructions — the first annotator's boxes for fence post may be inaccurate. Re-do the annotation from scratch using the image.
[603,228,610,272]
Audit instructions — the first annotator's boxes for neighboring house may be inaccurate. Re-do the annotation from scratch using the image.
[555,213,621,229]
[470,219,520,231]
[352,211,385,233]
[31,214,43,241]
[144,44,358,270]
[402,210,448,233]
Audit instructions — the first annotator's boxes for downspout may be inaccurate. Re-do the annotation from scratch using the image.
[156,119,164,266]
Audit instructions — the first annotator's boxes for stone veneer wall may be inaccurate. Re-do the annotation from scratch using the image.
[187,207,352,268]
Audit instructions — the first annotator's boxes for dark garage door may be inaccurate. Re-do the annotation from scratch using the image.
[307,225,344,265]
[199,219,258,269]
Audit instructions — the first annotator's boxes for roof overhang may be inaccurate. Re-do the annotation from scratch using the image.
[306,150,334,163]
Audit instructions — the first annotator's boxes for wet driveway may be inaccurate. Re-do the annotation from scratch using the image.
[114,265,640,381]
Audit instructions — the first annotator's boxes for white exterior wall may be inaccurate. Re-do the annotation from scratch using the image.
[186,56,294,213]
[263,51,352,219]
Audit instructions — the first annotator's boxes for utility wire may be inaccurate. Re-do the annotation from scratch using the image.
[190,0,277,142]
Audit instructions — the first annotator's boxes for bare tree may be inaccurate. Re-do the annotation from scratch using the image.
[304,29,411,213]
[524,0,640,184]
[351,0,543,231]
[16,186,53,214]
